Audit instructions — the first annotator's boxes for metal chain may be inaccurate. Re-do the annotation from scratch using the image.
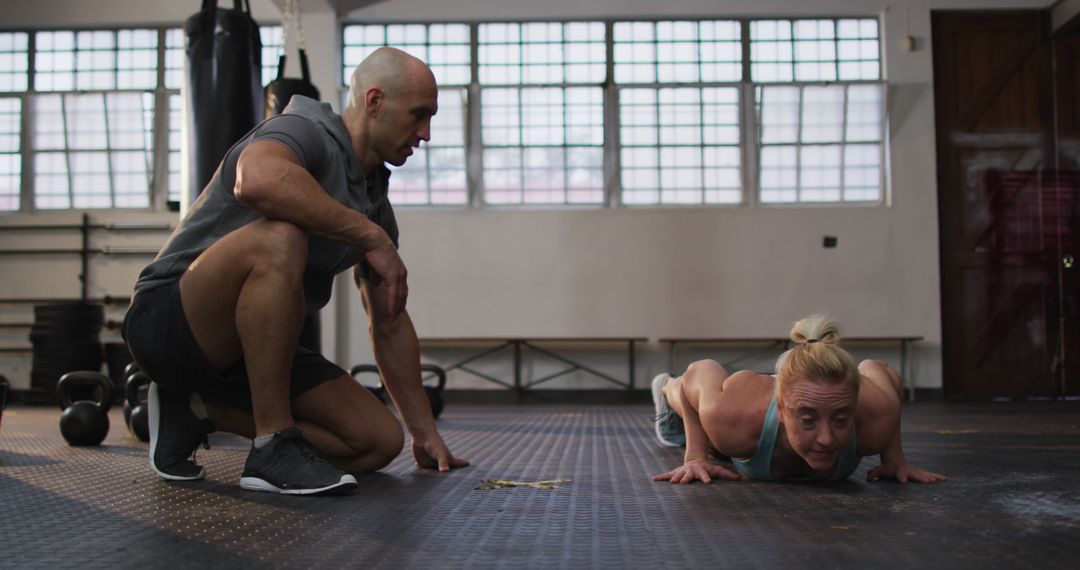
[287,0,306,52]
[280,0,291,56]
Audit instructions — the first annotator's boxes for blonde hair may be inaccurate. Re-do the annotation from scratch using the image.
[775,314,859,401]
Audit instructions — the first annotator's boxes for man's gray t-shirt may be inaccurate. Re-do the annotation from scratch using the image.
[133,96,399,314]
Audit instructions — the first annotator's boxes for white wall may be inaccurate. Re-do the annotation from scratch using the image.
[0,0,1059,393]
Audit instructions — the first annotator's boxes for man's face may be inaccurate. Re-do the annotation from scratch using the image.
[372,70,438,167]
[778,377,858,472]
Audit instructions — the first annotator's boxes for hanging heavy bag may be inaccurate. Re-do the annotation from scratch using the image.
[263,50,320,118]
[184,0,263,204]
[263,0,319,119]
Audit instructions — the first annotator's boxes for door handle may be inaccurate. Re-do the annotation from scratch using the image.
[1065,255,1074,269]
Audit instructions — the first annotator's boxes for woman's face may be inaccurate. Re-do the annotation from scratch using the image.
[778,376,858,472]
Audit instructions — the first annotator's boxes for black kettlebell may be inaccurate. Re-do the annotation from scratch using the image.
[419,364,447,419]
[125,371,152,442]
[121,362,141,413]
[350,364,389,404]
[56,371,114,446]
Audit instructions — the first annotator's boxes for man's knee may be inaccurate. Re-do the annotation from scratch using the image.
[249,219,308,271]
[371,423,405,469]
[340,421,404,473]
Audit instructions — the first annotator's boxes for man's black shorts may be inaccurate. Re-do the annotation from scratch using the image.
[122,279,345,409]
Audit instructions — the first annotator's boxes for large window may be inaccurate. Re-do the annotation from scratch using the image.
[0,25,283,212]
[31,30,159,209]
[615,20,743,205]
[478,22,605,205]
[751,19,884,203]
[342,17,884,208]
[0,19,883,213]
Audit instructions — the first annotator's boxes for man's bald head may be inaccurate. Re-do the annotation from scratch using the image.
[347,47,435,110]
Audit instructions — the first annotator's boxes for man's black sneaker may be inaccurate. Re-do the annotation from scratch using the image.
[239,426,357,496]
[148,382,215,481]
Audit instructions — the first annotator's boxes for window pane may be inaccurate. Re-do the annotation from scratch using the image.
[757,83,883,203]
[483,147,522,204]
[703,87,740,145]
[659,88,701,146]
[837,19,880,80]
[0,33,30,92]
[37,29,163,92]
[0,97,20,153]
[33,94,65,150]
[620,87,741,205]
[759,145,797,203]
[117,29,158,89]
[758,86,800,144]
[34,152,70,209]
[482,85,603,205]
[522,88,564,146]
[165,28,184,90]
[749,21,793,83]
[615,20,740,85]
[801,85,844,143]
[482,88,520,146]
[343,23,470,87]
[799,144,842,201]
[168,93,183,204]
[620,88,658,147]
[71,151,111,208]
[65,94,108,150]
[752,18,879,82]
[479,21,604,85]
[846,84,883,142]
[843,143,881,201]
[35,32,75,91]
[0,97,19,210]
[260,26,284,86]
[112,150,151,207]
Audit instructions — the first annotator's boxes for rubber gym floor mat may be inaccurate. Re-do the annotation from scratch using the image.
[1,402,1079,569]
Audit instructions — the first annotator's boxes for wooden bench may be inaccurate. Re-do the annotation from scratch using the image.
[659,336,924,402]
[418,337,647,402]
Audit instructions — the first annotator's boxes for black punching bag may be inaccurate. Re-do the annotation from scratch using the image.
[264,50,320,119]
[184,0,262,204]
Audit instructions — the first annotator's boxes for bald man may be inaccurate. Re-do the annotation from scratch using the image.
[123,47,467,495]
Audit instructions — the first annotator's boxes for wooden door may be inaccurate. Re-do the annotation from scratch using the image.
[933,11,1061,399]
[1053,22,1080,397]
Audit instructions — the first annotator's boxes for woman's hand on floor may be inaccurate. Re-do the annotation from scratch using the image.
[867,461,947,484]
[653,458,741,484]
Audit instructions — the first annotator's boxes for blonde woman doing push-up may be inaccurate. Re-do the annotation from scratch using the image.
[651,315,946,484]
